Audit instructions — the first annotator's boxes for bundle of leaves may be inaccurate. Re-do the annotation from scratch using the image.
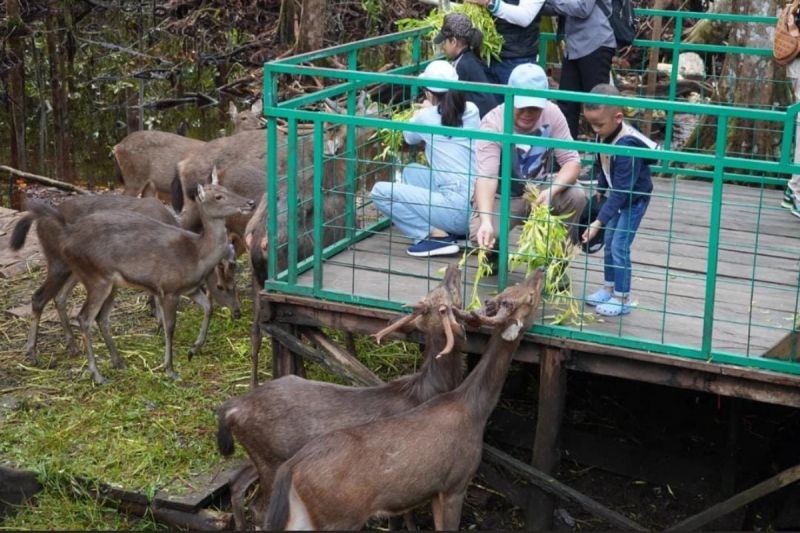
[374,104,421,162]
[396,3,504,65]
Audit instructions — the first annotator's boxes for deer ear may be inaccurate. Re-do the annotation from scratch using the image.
[211,165,220,185]
[196,184,206,202]
[228,101,237,120]
[250,99,262,115]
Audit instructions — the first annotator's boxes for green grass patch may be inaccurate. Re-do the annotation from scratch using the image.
[0,267,423,528]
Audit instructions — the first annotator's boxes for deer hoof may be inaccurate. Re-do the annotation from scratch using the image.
[66,341,81,357]
[24,350,40,367]
[91,372,108,385]
[188,346,200,361]
[165,368,180,380]
[112,358,128,370]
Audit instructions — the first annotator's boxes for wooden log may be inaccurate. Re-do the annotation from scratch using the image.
[665,464,800,532]
[115,501,233,530]
[263,323,380,385]
[526,347,568,530]
[483,445,647,531]
[300,327,383,386]
[0,165,90,195]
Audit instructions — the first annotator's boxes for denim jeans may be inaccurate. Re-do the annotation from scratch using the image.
[603,197,649,296]
[370,163,473,243]
[489,55,539,85]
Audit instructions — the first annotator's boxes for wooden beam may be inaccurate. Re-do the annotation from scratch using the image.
[765,331,799,361]
[300,327,383,386]
[665,464,800,532]
[527,347,568,530]
[263,324,380,386]
[483,445,647,531]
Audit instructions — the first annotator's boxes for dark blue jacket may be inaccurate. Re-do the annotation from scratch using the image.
[453,50,500,118]
[595,130,657,225]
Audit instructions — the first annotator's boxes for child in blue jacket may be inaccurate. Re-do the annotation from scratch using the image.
[581,84,658,317]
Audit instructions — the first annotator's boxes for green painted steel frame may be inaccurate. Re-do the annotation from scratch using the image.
[260,9,800,375]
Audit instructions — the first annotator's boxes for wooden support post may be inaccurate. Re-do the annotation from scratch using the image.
[666,464,800,532]
[344,331,358,358]
[270,335,292,379]
[526,347,568,530]
[301,327,383,386]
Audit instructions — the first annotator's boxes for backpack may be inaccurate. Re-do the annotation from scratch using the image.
[597,0,636,48]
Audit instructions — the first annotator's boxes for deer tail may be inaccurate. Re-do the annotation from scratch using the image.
[9,214,35,251]
[215,403,236,457]
[264,464,293,530]
[171,170,185,213]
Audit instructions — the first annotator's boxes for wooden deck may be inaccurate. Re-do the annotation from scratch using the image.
[292,176,799,360]
[261,175,800,407]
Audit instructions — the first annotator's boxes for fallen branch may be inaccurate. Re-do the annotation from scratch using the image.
[0,166,91,195]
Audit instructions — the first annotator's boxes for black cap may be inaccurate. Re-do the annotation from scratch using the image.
[433,13,473,44]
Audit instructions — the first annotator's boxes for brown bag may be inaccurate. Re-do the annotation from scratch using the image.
[774,0,800,66]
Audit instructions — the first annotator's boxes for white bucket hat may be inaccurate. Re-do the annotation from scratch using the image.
[419,60,459,93]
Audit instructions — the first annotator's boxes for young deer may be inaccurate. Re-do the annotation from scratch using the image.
[264,269,545,531]
[217,264,466,529]
[23,171,254,383]
[10,193,241,365]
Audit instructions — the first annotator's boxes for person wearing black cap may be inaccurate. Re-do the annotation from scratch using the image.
[464,0,546,85]
[433,13,499,117]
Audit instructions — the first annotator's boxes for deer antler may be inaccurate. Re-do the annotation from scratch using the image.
[373,302,427,344]
[469,304,512,327]
[435,304,455,359]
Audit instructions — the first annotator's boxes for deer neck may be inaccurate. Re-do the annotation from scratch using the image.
[400,331,465,404]
[196,208,229,271]
[457,328,525,425]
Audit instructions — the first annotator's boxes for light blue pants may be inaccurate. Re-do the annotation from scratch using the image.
[370,163,472,243]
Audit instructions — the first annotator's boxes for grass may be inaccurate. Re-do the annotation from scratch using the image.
[0,266,421,529]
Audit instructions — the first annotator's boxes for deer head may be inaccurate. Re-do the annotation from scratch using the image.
[455,269,545,342]
[373,264,464,357]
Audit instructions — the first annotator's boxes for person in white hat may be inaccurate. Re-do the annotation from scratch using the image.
[370,60,481,257]
[470,63,586,267]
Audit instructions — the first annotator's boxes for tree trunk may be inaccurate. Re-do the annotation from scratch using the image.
[45,1,74,183]
[295,0,326,54]
[6,0,27,173]
[685,0,787,160]
[277,0,295,47]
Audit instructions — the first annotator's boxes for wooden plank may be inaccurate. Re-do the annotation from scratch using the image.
[665,464,800,532]
[483,445,647,531]
[300,327,384,386]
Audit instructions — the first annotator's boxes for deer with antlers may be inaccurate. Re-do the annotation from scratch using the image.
[216,264,466,528]
[264,268,545,531]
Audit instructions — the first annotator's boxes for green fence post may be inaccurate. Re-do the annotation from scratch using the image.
[662,13,683,154]
[265,65,279,284]
[313,121,324,294]
[702,114,728,357]
[287,119,298,285]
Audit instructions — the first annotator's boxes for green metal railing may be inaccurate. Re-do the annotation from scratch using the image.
[260,10,800,374]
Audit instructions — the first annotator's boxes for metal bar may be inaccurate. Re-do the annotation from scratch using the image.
[312,122,324,294]
[286,120,298,285]
[264,69,279,285]
[701,117,729,357]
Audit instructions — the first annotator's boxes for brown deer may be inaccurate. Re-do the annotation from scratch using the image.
[264,269,545,531]
[9,193,242,366]
[113,101,264,201]
[21,172,254,383]
[216,264,465,528]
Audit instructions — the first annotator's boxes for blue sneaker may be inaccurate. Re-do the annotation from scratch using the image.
[585,288,613,306]
[782,187,796,209]
[407,235,460,257]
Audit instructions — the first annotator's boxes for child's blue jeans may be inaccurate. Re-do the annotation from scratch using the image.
[603,197,649,296]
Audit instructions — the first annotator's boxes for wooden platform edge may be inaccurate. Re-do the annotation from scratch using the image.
[260,291,800,408]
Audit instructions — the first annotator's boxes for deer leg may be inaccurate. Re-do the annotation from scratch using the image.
[186,288,211,360]
[432,492,465,531]
[158,294,180,379]
[95,288,126,370]
[54,274,81,356]
[77,280,115,384]
[250,280,262,389]
[24,265,72,365]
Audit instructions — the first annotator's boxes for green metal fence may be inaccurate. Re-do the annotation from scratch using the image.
[260,10,800,374]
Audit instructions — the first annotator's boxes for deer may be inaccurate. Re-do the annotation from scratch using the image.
[216,264,466,529]
[9,192,242,366]
[20,170,254,384]
[112,100,265,201]
[263,268,545,531]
